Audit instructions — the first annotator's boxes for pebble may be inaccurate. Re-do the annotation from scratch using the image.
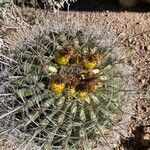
[146,45,150,51]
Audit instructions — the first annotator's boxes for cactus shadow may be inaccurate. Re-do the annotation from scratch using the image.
[116,125,150,150]
[63,0,150,12]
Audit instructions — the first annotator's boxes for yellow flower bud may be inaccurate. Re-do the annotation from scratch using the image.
[83,53,100,69]
[55,53,70,65]
[77,91,88,100]
[83,60,97,70]
[50,79,65,94]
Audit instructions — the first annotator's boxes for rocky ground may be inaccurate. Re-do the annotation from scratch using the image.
[0,1,150,149]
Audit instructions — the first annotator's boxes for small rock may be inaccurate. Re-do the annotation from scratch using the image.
[146,45,150,51]
[128,38,133,44]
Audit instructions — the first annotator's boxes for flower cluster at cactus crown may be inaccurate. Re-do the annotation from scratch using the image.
[49,44,102,100]
[1,30,125,148]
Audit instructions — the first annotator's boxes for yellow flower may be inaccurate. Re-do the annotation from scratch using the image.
[83,53,100,69]
[55,53,70,65]
[50,79,65,94]
[83,60,97,69]
[77,91,88,100]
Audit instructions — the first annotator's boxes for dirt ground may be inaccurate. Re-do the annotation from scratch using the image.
[0,1,150,149]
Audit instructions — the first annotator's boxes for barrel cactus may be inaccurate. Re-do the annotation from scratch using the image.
[0,29,126,149]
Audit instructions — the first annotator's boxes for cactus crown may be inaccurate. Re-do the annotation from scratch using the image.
[1,30,125,149]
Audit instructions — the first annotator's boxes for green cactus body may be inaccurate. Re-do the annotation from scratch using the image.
[1,30,125,149]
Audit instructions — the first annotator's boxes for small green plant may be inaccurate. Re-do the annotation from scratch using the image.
[0,30,125,149]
